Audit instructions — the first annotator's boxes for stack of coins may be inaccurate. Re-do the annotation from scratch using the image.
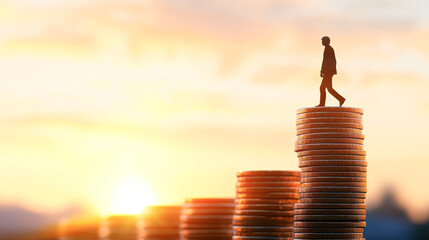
[233,170,301,240]
[294,107,367,239]
[58,217,100,240]
[180,198,234,239]
[139,206,181,240]
[99,215,138,240]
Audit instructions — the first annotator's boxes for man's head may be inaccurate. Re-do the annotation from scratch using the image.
[321,36,330,46]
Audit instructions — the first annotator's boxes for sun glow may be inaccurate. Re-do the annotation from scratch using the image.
[108,175,156,215]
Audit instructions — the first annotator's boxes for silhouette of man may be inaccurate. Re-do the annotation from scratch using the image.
[316,36,346,107]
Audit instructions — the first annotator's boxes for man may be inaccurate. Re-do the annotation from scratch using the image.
[316,36,346,107]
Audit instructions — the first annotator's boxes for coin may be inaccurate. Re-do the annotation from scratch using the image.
[299,187,367,193]
[234,231,293,237]
[296,138,364,145]
[235,199,300,205]
[294,203,366,209]
[295,143,364,151]
[237,182,301,188]
[301,172,367,178]
[297,112,363,119]
[237,171,300,177]
[297,149,366,157]
[182,208,235,215]
[294,221,366,228]
[236,187,299,193]
[294,209,366,215]
[299,160,367,167]
[236,193,300,199]
[297,123,363,130]
[300,198,365,204]
[234,210,294,217]
[302,182,367,187]
[294,227,364,233]
[180,223,232,229]
[300,192,366,198]
[297,132,365,140]
[237,176,301,183]
[233,226,293,232]
[234,215,295,223]
[294,214,366,221]
[300,166,367,172]
[294,232,363,238]
[299,155,366,160]
[297,128,363,135]
[301,177,366,183]
[185,198,235,204]
[235,204,295,211]
[233,220,294,227]
[297,117,363,125]
[297,107,364,114]
[233,236,293,240]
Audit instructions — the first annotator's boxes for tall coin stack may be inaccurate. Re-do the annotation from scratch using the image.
[180,198,234,239]
[140,206,181,240]
[233,170,301,240]
[99,215,138,240]
[294,107,367,240]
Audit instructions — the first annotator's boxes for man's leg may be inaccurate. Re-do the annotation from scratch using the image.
[326,75,346,106]
[316,78,327,107]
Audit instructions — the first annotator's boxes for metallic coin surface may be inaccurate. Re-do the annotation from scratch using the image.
[299,160,367,167]
[297,149,366,157]
[297,132,365,140]
[300,198,365,204]
[297,128,363,135]
[300,166,367,172]
[300,192,366,198]
[294,209,366,215]
[237,176,301,183]
[236,193,300,199]
[296,123,363,130]
[299,155,366,161]
[295,143,364,151]
[237,171,301,177]
[237,187,299,193]
[294,214,366,221]
[301,172,367,178]
[296,138,364,145]
[237,182,301,188]
[302,182,367,188]
[297,107,364,115]
[294,203,366,209]
[299,187,367,193]
[294,221,366,228]
[301,177,367,183]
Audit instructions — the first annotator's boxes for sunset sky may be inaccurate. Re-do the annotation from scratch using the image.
[1,0,429,225]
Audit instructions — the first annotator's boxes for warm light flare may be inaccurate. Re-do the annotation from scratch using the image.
[107,175,156,215]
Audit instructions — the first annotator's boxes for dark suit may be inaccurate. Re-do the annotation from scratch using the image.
[321,45,337,75]
[319,45,344,106]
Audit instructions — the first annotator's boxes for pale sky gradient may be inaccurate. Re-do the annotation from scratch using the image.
[1,0,429,222]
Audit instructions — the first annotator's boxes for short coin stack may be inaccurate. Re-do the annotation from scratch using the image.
[233,170,301,240]
[99,215,138,240]
[294,107,367,239]
[58,217,100,240]
[180,198,234,239]
[139,206,181,240]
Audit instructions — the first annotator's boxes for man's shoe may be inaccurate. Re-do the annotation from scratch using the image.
[339,98,346,107]
[315,104,325,107]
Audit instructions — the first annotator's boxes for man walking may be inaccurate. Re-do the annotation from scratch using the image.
[316,36,346,107]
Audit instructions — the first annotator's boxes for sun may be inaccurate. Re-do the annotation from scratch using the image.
[107,175,156,215]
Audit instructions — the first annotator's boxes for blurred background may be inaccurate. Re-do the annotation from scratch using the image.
[1,0,429,239]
